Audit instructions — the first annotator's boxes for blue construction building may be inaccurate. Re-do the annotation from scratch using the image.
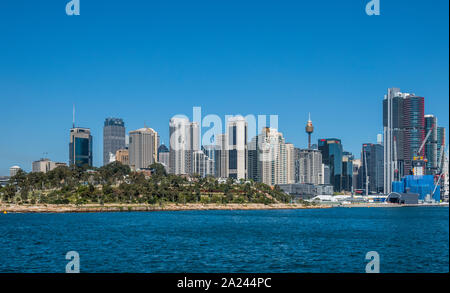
[392,175,440,202]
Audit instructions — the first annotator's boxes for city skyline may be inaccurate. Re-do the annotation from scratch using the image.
[1,0,449,175]
[1,92,448,176]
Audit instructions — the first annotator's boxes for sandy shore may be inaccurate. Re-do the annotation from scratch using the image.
[0,203,331,213]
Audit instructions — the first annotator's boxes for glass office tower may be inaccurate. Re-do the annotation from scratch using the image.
[318,138,343,192]
[103,118,126,166]
[69,128,93,167]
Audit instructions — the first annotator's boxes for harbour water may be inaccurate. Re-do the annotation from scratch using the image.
[0,207,448,273]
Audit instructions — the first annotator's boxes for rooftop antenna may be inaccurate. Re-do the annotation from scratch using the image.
[72,104,75,128]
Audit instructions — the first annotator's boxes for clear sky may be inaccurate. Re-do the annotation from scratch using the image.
[0,0,448,175]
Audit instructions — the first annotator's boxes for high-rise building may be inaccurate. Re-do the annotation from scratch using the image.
[255,127,287,185]
[285,143,295,184]
[215,134,229,178]
[115,149,129,166]
[69,127,93,167]
[318,138,343,192]
[226,117,248,180]
[129,127,158,170]
[352,159,361,191]
[322,164,330,185]
[361,143,384,194]
[342,152,354,192]
[103,118,126,166]
[295,148,323,185]
[169,117,200,175]
[383,88,425,193]
[202,145,217,177]
[157,144,170,172]
[247,136,259,182]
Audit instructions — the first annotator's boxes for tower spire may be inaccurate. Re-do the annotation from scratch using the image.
[305,113,314,149]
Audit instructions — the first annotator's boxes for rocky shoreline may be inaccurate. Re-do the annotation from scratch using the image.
[0,203,331,213]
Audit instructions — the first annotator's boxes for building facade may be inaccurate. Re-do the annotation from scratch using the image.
[285,143,295,184]
[295,148,323,185]
[226,117,248,180]
[169,117,200,175]
[103,118,126,166]
[32,158,57,173]
[361,143,384,194]
[69,127,93,167]
[383,88,425,193]
[9,166,21,177]
[318,138,343,192]
[129,127,158,170]
[115,149,129,166]
[215,134,229,179]
[352,159,361,191]
[157,144,170,172]
[193,150,215,177]
[342,152,354,192]
[255,127,288,185]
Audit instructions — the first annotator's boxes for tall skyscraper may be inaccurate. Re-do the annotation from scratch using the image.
[295,148,323,185]
[169,117,200,175]
[248,135,259,182]
[226,117,248,180]
[322,164,330,185]
[69,127,93,167]
[103,118,126,166]
[342,152,354,192]
[352,159,361,191]
[129,127,158,170]
[383,88,425,193]
[318,138,343,192]
[215,134,229,178]
[361,143,384,194]
[285,143,295,184]
[254,127,288,185]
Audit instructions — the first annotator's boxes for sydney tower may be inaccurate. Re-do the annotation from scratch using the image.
[305,113,314,149]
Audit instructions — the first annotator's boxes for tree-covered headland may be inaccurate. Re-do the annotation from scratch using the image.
[0,162,293,206]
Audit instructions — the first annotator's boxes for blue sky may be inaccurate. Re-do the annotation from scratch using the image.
[0,0,448,175]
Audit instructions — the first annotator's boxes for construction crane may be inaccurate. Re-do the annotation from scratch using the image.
[432,144,448,197]
[412,124,435,176]
[416,124,435,158]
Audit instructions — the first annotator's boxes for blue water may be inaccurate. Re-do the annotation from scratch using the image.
[0,207,448,273]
